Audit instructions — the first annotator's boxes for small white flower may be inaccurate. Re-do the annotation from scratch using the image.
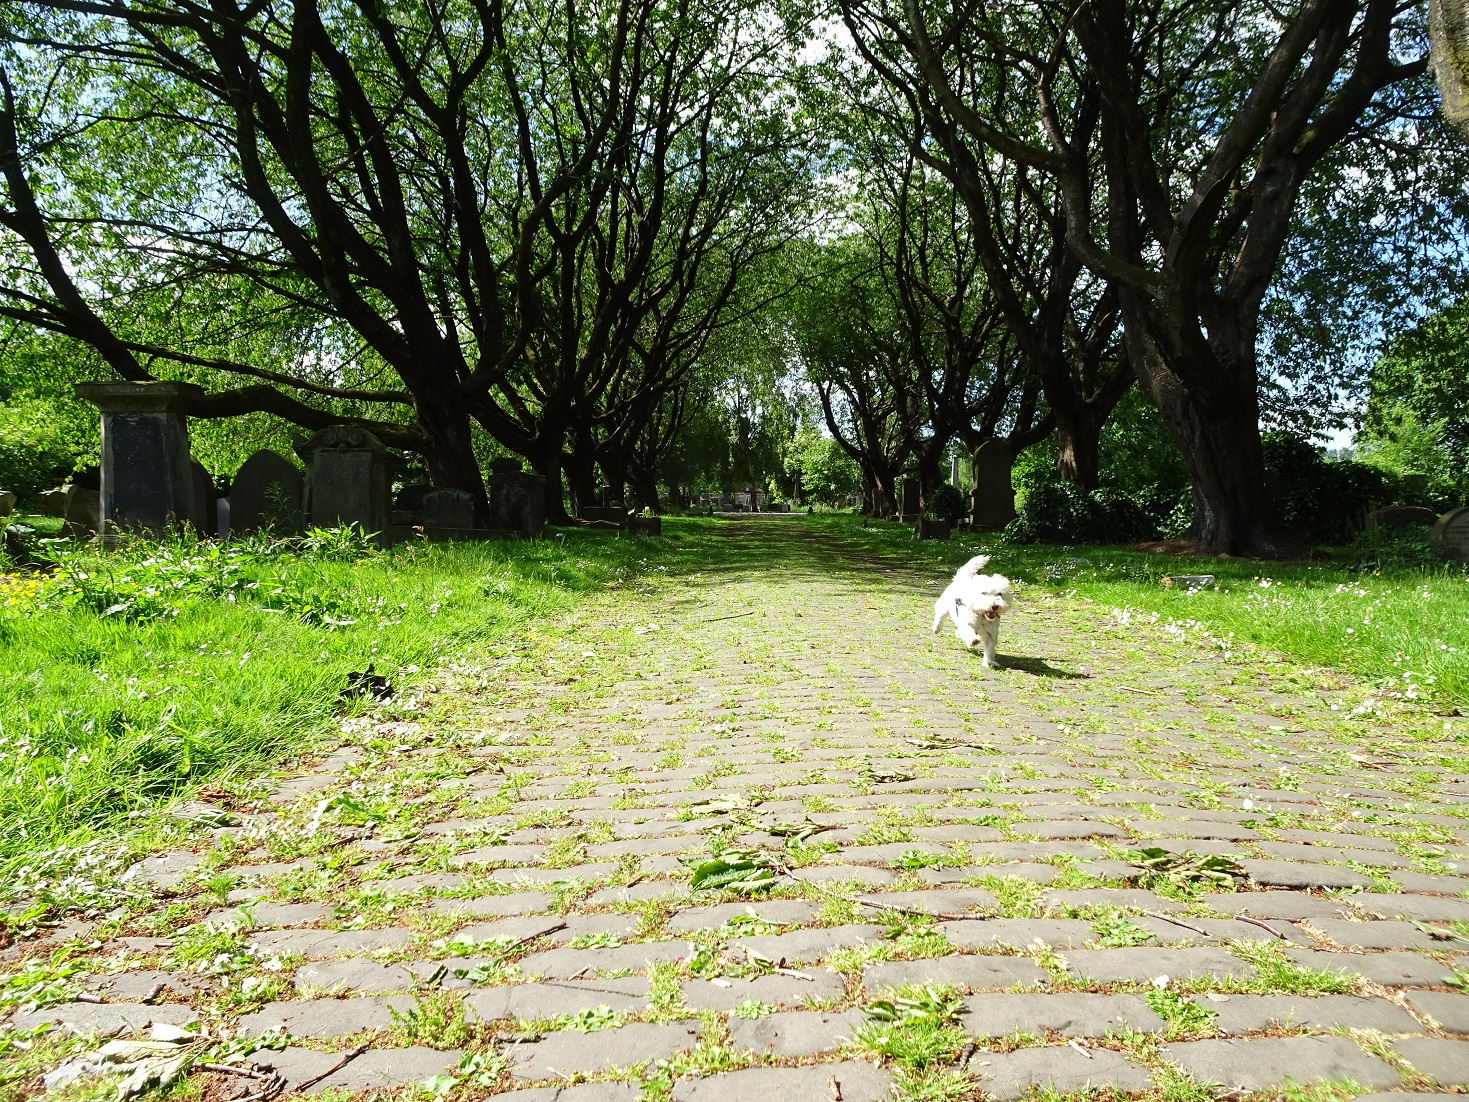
[1241,799,1253,810]
[1152,974,1169,988]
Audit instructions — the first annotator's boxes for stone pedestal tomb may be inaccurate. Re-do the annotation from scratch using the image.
[970,439,1017,529]
[294,425,392,540]
[74,381,207,536]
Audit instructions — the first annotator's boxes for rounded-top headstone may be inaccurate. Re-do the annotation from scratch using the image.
[1434,505,1469,561]
[231,449,304,536]
[1366,505,1437,531]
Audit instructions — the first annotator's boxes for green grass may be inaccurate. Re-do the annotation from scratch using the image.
[802,512,1469,704]
[0,522,725,881]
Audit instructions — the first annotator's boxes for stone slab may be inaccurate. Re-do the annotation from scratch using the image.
[494,1085,642,1101]
[1208,993,1421,1035]
[295,959,415,993]
[727,1008,865,1057]
[667,899,816,934]
[1240,860,1376,890]
[1062,947,1252,984]
[1394,1037,1469,1085]
[1308,919,1441,951]
[207,902,330,927]
[518,941,692,978]
[670,1061,892,1102]
[10,1002,199,1034]
[732,924,885,965]
[863,955,1047,993]
[294,1046,462,1094]
[855,889,998,916]
[918,864,1058,885]
[681,969,846,1011]
[1286,949,1446,987]
[505,1020,700,1080]
[432,892,554,916]
[1361,894,1469,922]
[1207,892,1353,920]
[942,918,1097,951]
[969,1045,1152,1099]
[249,927,414,957]
[469,977,652,1020]
[237,996,413,1037]
[789,866,898,887]
[1161,1035,1400,1090]
[490,863,620,886]
[1042,889,1185,914]
[962,992,1164,1038]
[1406,990,1469,1033]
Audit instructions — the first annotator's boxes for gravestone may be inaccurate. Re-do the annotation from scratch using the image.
[422,488,476,530]
[488,457,546,538]
[1367,505,1436,531]
[74,381,207,535]
[294,425,392,541]
[970,439,1016,529]
[950,454,963,489]
[394,482,432,512]
[0,491,13,518]
[1434,506,1469,561]
[63,485,101,539]
[39,488,69,516]
[897,478,920,522]
[190,458,217,538]
[230,450,305,536]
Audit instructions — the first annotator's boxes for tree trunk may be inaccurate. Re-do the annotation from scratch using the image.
[630,468,662,514]
[533,439,572,524]
[417,401,490,525]
[1052,402,1103,490]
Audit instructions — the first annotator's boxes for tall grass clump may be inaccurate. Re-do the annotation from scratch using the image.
[0,524,699,867]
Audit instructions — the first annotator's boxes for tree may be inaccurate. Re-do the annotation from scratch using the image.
[840,0,1434,554]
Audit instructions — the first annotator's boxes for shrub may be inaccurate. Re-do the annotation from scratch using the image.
[0,399,81,502]
[925,484,965,525]
[1342,525,1460,573]
[1003,481,1162,544]
[1262,432,1395,544]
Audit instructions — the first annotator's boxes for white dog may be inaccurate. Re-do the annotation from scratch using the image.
[930,554,1013,668]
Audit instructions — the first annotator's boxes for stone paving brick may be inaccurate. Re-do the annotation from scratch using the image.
[670,1060,893,1102]
[448,844,548,866]
[833,842,950,865]
[1063,947,1253,983]
[918,863,1059,885]
[11,1002,199,1034]
[1285,948,1447,987]
[1240,860,1377,889]
[942,918,1097,950]
[504,1020,700,1080]
[459,913,641,945]
[249,927,414,957]
[265,1046,464,1094]
[374,872,470,894]
[495,1084,641,1101]
[295,958,415,993]
[206,901,330,927]
[237,996,413,1037]
[667,899,816,933]
[727,1008,865,1056]
[1306,918,1443,950]
[1207,993,1421,1034]
[968,1045,1153,1099]
[1011,821,1129,840]
[1042,888,1186,913]
[518,941,692,978]
[85,970,198,1001]
[789,865,898,887]
[468,977,652,1020]
[856,888,998,916]
[681,969,846,1011]
[1393,1037,1469,1086]
[586,882,690,904]
[122,849,203,890]
[1389,871,1469,894]
[1207,891,1354,920]
[863,955,1047,992]
[1361,894,1469,921]
[1405,990,1469,1033]
[1161,1035,1401,1090]
[431,892,554,916]
[489,863,621,886]
[962,992,1164,1037]
[732,924,885,964]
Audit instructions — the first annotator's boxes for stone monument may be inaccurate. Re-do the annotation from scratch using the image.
[75,380,207,535]
[488,457,546,538]
[294,425,393,541]
[897,477,920,522]
[190,458,217,539]
[230,449,305,535]
[422,488,477,530]
[970,439,1016,529]
[0,491,13,519]
[1434,505,1469,560]
[1366,505,1437,531]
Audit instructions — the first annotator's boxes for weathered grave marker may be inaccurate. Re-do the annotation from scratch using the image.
[970,439,1016,529]
[423,488,477,530]
[294,425,392,541]
[1434,505,1469,560]
[488,457,546,538]
[231,450,305,536]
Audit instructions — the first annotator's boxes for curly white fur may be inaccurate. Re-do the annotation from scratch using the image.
[930,554,1013,668]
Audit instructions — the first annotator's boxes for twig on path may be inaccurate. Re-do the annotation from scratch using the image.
[506,922,568,952]
[1066,1039,1093,1059]
[1141,910,1212,937]
[853,896,972,922]
[1115,686,1163,696]
[289,1043,368,1095]
[703,611,755,623]
[1233,914,1287,939]
[201,1064,270,1079]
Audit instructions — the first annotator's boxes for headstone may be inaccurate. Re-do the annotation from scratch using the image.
[1366,505,1437,531]
[63,485,101,540]
[190,458,217,538]
[230,450,305,536]
[580,506,626,526]
[1434,506,1469,560]
[294,425,393,541]
[0,491,14,518]
[488,457,546,538]
[74,381,207,536]
[897,478,920,521]
[970,439,1016,529]
[38,488,69,517]
[950,455,963,489]
[422,488,476,530]
[394,482,432,513]
[217,498,230,541]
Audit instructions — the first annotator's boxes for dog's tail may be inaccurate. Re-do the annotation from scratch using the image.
[955,554,991,579]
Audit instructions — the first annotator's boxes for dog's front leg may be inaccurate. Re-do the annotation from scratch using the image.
[930,599,947,634]
[980,620,1000,668]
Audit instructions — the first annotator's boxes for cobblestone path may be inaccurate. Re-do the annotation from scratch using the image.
[16,520,1469,1100]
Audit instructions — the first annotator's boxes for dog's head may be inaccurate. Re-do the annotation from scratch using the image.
[958,574,1012,622]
